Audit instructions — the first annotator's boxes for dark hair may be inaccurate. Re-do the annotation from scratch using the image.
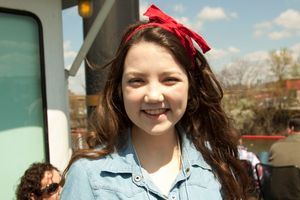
[16,162,58,200]
[288,115,300,131]
[65,22,249,199]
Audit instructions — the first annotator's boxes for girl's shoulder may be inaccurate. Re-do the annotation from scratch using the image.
[69,150,133,176]
[67,156,106,176]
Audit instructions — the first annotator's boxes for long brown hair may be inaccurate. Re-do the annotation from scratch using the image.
[65,22,249,199]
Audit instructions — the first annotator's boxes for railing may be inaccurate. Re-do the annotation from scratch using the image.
[241,135,286,159]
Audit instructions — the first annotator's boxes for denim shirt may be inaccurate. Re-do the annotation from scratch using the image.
[61,129,222,200]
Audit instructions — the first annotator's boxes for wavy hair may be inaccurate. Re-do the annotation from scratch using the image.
[65,22,249,199]
[16,162,58,200]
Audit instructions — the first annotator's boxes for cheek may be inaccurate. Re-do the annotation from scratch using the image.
[167,85,189,102]
[122,88,142,111]
[123,86,145,99]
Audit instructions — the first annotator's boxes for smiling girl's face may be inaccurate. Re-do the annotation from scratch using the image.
[121,41,189,136]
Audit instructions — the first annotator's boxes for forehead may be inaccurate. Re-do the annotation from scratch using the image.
[40,169,61,188]
[123,41,185,74]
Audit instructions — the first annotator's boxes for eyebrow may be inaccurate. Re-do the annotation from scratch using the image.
[122,72,146,79]
[123,70,184,77]
[161,71,184,76]
[123,71,144,76]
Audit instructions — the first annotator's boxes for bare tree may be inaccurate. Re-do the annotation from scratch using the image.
[269,48,292,81]
[220,48,298,135]
[290,56,300,77]
[218,58,252,88]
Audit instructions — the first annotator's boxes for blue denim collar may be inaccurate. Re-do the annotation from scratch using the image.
[100,127,211,174]
[177,126,212,171]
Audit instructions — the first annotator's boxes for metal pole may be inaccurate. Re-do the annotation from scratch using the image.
[84,0,139,117]
[66,0,116,77]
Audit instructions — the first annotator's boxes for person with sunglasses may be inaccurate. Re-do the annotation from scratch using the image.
[16,162,63,200]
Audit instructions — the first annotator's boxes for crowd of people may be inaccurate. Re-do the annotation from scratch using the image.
[15,4,300,200]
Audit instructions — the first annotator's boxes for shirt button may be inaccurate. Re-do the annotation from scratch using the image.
[170,195,176,200]
[185,167,190,174]
[133,175,142,182]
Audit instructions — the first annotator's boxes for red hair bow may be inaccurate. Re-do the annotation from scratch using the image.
[126,4,211,57]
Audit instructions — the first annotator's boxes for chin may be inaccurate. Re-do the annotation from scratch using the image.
[143,124,175,136]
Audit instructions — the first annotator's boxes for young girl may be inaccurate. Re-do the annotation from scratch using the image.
[61,4,248,200]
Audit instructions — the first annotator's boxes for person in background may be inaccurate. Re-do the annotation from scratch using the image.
[269,115,300,167]
[16,162,62,200]
[237,135,262,180]
[61,4,249,200]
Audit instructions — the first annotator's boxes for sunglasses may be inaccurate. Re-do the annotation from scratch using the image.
[37,183,60,197]
[37,177,65,197]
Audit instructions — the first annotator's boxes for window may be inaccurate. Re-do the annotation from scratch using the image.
[0,8,48,199]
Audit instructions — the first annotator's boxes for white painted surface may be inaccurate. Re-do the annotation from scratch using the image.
[0,0,72,171]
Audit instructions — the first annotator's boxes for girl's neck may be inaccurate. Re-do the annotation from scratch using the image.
[131,126,181,173]
[131,126,178,153]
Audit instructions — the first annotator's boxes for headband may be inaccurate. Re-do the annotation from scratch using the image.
[125,4,211,58]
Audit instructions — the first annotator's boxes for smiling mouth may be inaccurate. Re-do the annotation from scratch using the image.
[143,108,169,115]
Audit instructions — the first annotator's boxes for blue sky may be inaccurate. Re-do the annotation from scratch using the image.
[63,0,300,94]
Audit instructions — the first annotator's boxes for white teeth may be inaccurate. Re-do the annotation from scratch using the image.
[144,108,167,115]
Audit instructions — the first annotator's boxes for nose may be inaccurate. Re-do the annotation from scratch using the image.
[144,84,164,103]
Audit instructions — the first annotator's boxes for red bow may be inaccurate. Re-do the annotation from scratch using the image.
[125,4,211,57]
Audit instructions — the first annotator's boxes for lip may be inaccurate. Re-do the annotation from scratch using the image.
[143,108,168,115]
[141,108,169,119]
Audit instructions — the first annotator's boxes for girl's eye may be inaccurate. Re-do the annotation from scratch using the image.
[164,77,179,85]
[128,78,143,83]
[128,78,144,86]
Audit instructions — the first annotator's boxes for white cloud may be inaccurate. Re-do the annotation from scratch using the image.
[195,6,237,31]
[197,6,229,21]
[290,42,300,59]
[193,21,204,31]
[207,48,227,60]
[174,16,203,33]
[64,51,77,60]
[253,30,263,37]
[63,41,85,94]
[174,16,193,29]
[268,30,291,40]
[291,43,300,53]
[63,41,77,67]
[63,40,72,50]
[243,51,269,62]
[274,9,300,30]
[139,0,150,20]
[68,64,86,95]
[173,4,185,13]
[253,9,300,40]
[228,46,240,53]
[253,21,273,37]
[207,46,239,61]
